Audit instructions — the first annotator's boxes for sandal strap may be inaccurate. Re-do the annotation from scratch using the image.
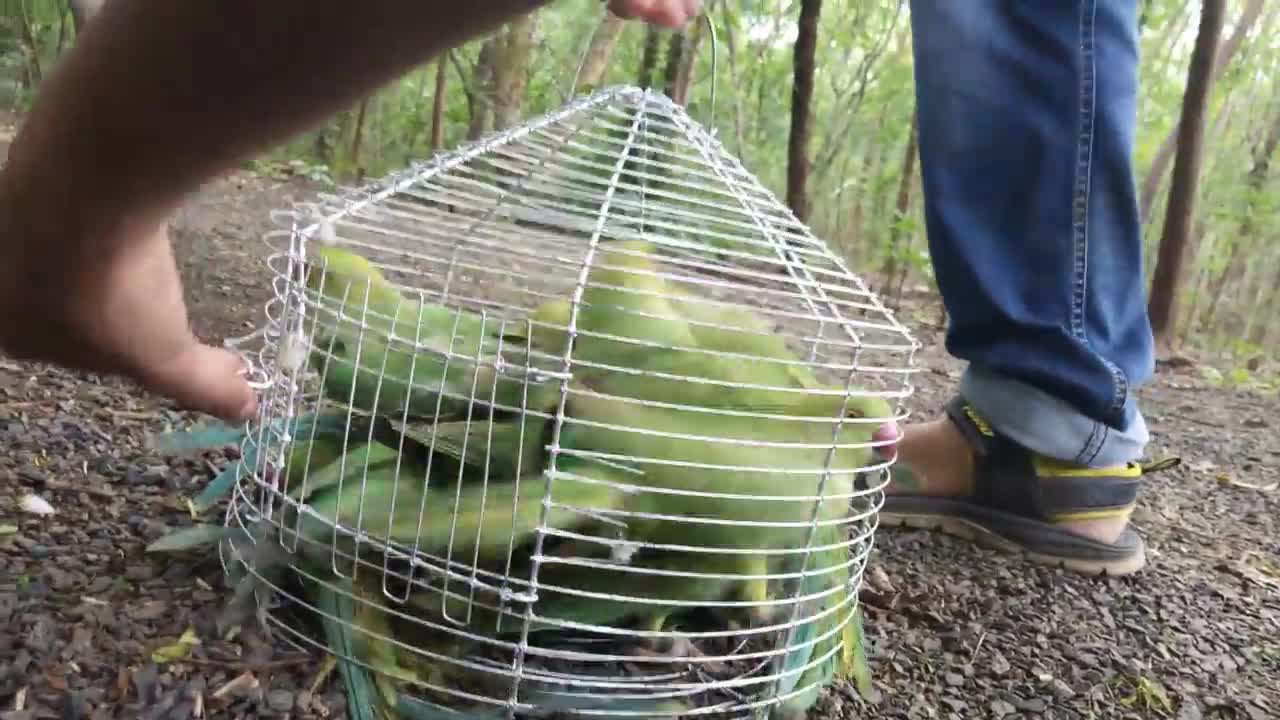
[943,395,1180,523]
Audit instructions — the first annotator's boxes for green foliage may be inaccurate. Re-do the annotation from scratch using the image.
[0,0,1276,363]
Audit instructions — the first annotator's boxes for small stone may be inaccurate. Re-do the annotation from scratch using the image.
[1050,678,1076,700]
[63,690,89,719]
[46,567,76,591]
[944,672,965,687]
[125,564,157,581]
[1014,697,1048,713]
[990,699,1017,717]
[1176,701,1204,720]
[989,651,1012,676]
[267,689,294,712]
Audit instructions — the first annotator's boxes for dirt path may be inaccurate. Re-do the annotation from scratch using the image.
[1,135,1277,720]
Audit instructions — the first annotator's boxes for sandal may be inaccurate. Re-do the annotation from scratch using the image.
[877,395,1180,576]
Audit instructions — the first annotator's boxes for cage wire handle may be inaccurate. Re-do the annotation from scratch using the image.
[575,1,718,130]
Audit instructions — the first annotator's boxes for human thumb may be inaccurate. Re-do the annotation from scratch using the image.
[142,342,260,423]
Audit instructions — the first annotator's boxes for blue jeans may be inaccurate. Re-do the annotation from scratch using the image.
[910,0,1155,468]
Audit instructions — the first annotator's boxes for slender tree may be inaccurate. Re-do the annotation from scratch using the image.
[575,10,627,94]
[1138,0,1266,222]
[786,0,821,223]
[1148,0,1228,349]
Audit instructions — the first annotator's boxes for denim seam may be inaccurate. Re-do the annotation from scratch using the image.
[1074,414,1101,465]
[1070,0,1095,347]
[1073,0,1131,431]
[1084,423,1107,466]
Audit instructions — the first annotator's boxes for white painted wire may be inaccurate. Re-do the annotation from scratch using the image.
[219,86,920,719]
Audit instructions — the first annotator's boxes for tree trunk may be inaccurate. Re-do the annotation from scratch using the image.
[68,0,104,32]
[492,15,537,132]
[1247,265,1280,347]
[881,107,919,296]
[466,38,499,141]
[576,11,627,94]
[661,28,687,102]
[637,24,662,89]
[1199,102,1280,332]
[719,2,749,162]
[1237,104,1280,239]
[672,11,704,106]
[1138,0,1265,222]
[429,57,448,152]
[786,0,821,223]
[55,4,68,55]
[1147,0,1227,349]
[18,0,41,88]
[348,96,371,181]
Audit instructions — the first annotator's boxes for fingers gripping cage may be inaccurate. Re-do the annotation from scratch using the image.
[225,85,920,719]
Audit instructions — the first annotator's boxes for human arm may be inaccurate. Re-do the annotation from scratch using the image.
[0,0,698,422]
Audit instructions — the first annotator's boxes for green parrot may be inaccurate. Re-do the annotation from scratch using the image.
[568,240,699,369]
[554,384,890,625]
[149,418,713,720]
[304,244,564,421]
[149,409,373,512]
[668,284,823,391]
[548,239,876,418]
[764,523,875,719]
[150,238,887,719]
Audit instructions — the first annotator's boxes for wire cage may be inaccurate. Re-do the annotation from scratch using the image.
[224,84,920,719]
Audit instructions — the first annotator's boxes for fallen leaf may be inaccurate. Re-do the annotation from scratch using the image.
[867,565,896,594]
[211,671,258,701]
[1216,475,1279,492]
[45,670,68,692]
[112,668,131,702]
[151,627,201,664]
[18,493,55,516]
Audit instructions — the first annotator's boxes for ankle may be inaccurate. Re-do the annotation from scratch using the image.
[885,418,975,496]
[1055,513,1131,544]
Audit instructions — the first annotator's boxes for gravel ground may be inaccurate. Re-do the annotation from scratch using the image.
[1,118,1278,720]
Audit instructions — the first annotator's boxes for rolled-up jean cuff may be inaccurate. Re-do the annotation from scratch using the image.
[959,365,1150,468]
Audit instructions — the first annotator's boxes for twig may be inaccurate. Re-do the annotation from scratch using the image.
[183,654,314,672]
[32,478,116,501]
[110,409,163,421]
[969,630,988,665]
[0,401,38,410]
[1166,412,1222,429]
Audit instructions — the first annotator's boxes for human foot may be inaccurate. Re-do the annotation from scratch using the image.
[876,396,1180,576]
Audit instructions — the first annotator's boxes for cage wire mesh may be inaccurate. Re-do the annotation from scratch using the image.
[221,84,920,719]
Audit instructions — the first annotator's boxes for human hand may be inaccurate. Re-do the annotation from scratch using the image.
[607,0,701,27]
[0,196,259,424]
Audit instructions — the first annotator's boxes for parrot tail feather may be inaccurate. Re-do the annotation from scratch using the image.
[316,578,385,720]
[147,423,249,454]
[175,411,357,512]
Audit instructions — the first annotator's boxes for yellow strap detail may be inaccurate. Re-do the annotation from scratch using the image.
[1140,457,1182,474]
[1031,455,1144,478]
[963,405,996,437]
[1051,505,1135,523]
